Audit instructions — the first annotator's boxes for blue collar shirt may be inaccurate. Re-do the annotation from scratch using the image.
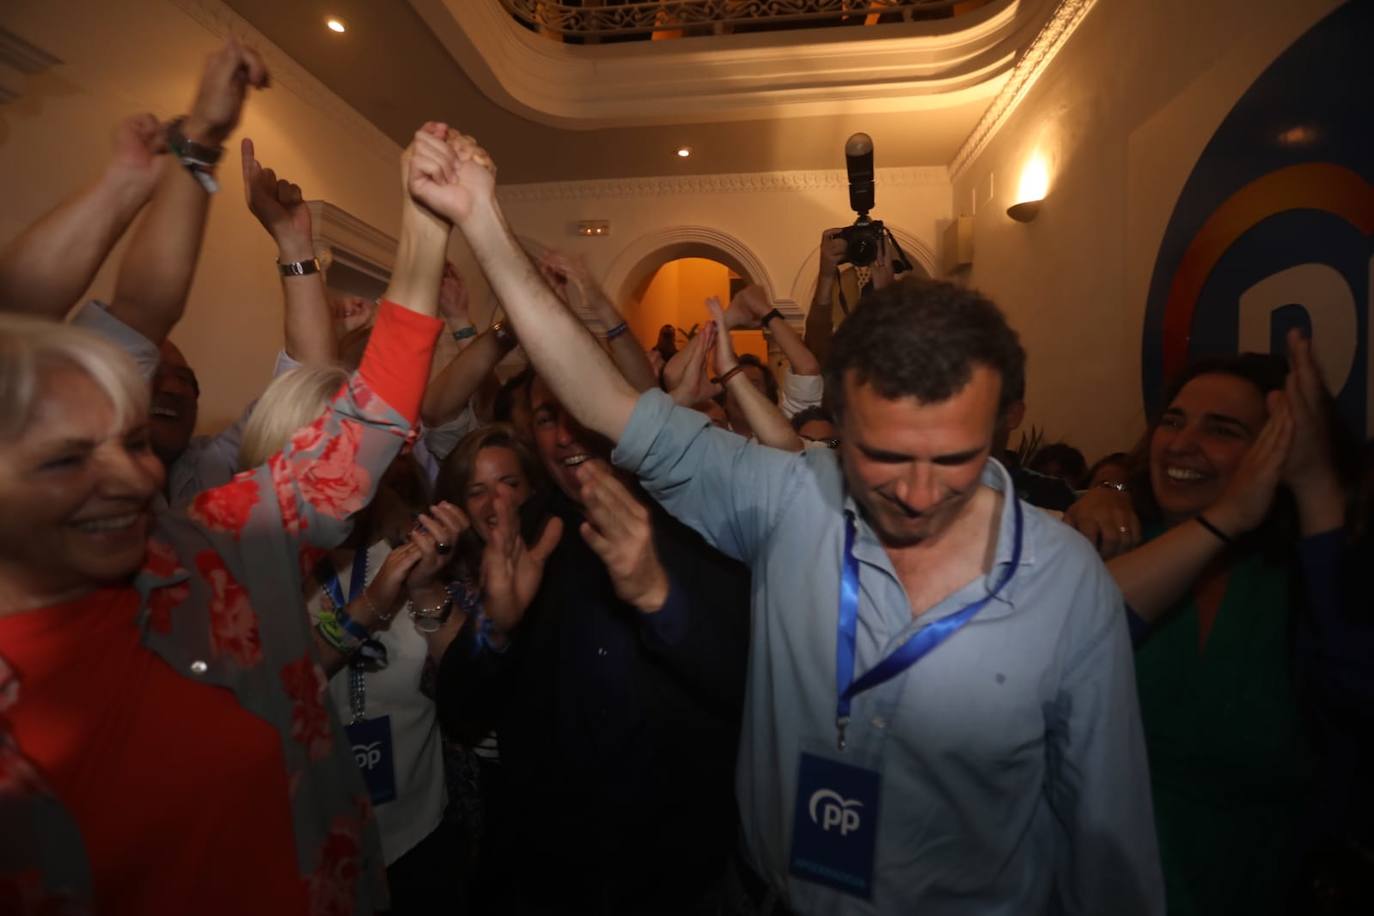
[613,389,1164,916]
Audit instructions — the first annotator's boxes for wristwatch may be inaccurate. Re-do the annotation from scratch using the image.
[278,257,322,278]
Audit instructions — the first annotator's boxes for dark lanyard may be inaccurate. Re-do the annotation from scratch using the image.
[318,549,372,721]
[318,548,369,615]
[834,495,1023,750]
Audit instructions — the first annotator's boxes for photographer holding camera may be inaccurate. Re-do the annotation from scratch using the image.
[804,134,912,366]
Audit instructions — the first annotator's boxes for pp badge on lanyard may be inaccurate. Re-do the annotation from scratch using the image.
[789,496,1024,898]
[346,713,397,805]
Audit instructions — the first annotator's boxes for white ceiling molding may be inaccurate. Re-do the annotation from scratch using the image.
[409,0,1059,129]
[307,201,397,281]
[168,0,400,164]
[948,0,1099,181]
[497,166,950,203]
[0,27,61,104]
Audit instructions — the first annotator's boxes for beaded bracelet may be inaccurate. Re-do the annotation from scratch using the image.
[316,606,368,654]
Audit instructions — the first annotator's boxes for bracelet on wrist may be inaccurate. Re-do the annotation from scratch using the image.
[760,308,784,328]
[1097,480,1127,493]
[409,592,455,635]
[712,364,746,387]
[278,257,321,278]
[316,605,369,654]
[604,321,630,341]
[451,325,478,341]
[166,116,223,194]
[1194,513,1235,546]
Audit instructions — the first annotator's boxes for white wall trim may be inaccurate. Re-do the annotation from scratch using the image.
[604,225,783,313]
[497,166,950,203]
[949,0,1099,181]
[410,0,1056,128]
[168,0,400,166]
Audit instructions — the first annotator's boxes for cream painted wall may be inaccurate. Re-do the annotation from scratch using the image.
[490,169,951,325]
[0,0,405,434]
[952,0,1343,462]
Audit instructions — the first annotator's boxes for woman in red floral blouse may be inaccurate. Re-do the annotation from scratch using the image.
[0,122,486,915]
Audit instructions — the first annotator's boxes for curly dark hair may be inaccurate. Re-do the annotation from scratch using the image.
[824,276,1025,417]
[790,405,833,433]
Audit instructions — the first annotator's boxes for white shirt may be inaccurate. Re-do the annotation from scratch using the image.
[307,540,448,865]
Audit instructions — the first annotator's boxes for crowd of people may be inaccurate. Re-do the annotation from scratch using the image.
[1,39,1372,916]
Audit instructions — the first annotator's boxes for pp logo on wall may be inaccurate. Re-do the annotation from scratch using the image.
[1141,1,1374,437]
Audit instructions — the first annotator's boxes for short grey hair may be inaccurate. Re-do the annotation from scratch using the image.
[0,314,149,441]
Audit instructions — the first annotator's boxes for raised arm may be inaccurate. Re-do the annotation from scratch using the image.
[420,327,514,427]
[543,250,658,393]
[803,228,846,366]
[1107,396,1293,622]
[420,132,638,441]
[107,39,268,344]
[241,138,334,366]
[187,124,455,553]
[665,328,721,407]
[1280,330,1346,537]
[0,114,165,319]
[707,298,803,451]
[727,283,819,377]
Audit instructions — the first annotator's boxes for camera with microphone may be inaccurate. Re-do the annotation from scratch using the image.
[837,133,911,272]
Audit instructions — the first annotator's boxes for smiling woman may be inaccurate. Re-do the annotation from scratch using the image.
[1101,335,1358,916]
[0,293,444,914]
[0,317,162,603]
[0,113,455,909]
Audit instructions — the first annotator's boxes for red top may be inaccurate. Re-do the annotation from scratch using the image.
[0,588,307,915]
[360,299,441,422]
[0,299,444,914]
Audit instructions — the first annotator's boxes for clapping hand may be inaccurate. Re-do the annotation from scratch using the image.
[667,322,722,406]
[573,460,670,613]
[480,491,563,645]
[1206,391,1295,537]
[402,502,470,597]
[1280,328,1336,490]
[723,283,770,330]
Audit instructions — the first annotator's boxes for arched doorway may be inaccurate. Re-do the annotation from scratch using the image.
[605,225,786,368]
[630,257,771,365]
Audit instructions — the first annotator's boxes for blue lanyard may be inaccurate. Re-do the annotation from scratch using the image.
[835,494,1023,750]
[318,547,369,613]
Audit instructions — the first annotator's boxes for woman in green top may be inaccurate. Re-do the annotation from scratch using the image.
[1107,331,1348,915]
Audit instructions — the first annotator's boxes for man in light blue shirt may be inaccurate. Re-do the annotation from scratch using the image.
[421,137,1163,915]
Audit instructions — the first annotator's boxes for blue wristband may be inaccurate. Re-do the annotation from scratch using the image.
[604,321,630,341]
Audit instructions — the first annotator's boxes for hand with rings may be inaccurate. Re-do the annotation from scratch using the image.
[403,501,469,596]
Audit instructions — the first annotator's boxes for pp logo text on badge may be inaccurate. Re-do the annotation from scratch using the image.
[810,789,863,836]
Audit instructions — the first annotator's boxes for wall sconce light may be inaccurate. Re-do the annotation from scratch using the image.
[575,220,610,237]
[1007,152,1049,223]
[1006,200,1041,223]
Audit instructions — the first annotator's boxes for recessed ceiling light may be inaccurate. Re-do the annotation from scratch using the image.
[675,146,692,158]
[326,18,347,33]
